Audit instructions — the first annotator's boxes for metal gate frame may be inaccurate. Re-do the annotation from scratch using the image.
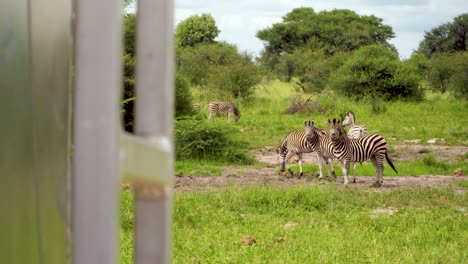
[73,0,174,263]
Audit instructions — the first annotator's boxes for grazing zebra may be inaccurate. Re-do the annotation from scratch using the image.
[303,120,337,182]
[277,121,334,178]
[328,118,398,186]
[208,102,240,122]
[342,111,369,182]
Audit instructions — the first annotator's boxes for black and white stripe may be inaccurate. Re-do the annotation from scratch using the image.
[277,121,335,178]
[342,111,368,181]
[342,111,368,138]
[303,121,336,182]
[328,118,398,186]
[208,102,240,122]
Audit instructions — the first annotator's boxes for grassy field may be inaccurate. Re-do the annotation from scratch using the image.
[120,81,468,263]
[193,80,468,149]
[120,185,468,263]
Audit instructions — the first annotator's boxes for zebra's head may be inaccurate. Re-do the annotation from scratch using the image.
[233,106,241,122]
[329,118,345,142]
[304,120,315,138]
[342,111,355,126]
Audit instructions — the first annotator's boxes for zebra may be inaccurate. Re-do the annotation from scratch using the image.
[208,102,240,122]
[303,120,337,182]
[277,121,335,179]
[328,118,398,187]
[342,111,368,138]
[342,111,369,182]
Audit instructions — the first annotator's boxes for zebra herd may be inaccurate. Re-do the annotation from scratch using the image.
[279,112,397,187]
[201,102,396,187]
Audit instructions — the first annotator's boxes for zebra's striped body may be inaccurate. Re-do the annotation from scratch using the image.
[342,111,368,182]
[277,121,334,178]
[328,118,397,186]
[342,111,368,138]
[208,102,240,122]
[303,121,336,181]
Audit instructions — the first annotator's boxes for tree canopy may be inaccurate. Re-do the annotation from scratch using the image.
[257,8,395,56]
[175,14,220,48]
[417,13,468,57]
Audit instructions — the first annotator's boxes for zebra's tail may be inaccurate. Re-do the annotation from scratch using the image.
[385,152,398,174]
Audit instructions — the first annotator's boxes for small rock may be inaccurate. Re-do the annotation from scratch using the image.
[453,168,464,176]
[240,236,256,245]
[284,221,299,228]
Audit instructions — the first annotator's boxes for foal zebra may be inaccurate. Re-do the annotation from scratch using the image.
[328,118,397,186]
[208,102,240,122]
[342,111,369,181]
[277,121,335,178]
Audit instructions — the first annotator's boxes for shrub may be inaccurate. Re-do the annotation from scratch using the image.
[175,118,254,164]
[329,45,423,101]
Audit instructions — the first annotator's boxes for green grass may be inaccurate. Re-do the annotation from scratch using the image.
[274,154,468,177]
[175,160,223,176]
[455,181,468,188]
[120,186,468,263]
[192,82,468,149]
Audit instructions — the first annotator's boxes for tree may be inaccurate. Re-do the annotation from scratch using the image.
[177,42,259,99]
[175,14,220,48]
[329,45,423,101]
[257,8,395,56]
[417,13,468,57]
[256,8,395,88]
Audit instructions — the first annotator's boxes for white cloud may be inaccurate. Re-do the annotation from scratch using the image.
[174,0,468,58]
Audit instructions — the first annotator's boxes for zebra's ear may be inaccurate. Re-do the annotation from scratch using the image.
[304,120,307,126]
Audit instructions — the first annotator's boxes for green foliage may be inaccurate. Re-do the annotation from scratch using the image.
[175,14,220,48]
[122,14,195,131]
[178,42,259,99]
[329,45,423,101]
[257,8,395,56]
[175,74,194,117]
[175,117,254,164]
[122,14,136,131]
[427,52,468,98]
[417,13,468,57]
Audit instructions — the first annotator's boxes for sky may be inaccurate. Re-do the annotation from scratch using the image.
[174,0,468,59]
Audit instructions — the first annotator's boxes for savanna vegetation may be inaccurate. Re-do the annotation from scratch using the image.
[121,2,467,262]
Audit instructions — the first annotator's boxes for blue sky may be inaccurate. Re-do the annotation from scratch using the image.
[174,0,467,59]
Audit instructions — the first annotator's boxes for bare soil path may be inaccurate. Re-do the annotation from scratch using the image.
[175,145,468,192]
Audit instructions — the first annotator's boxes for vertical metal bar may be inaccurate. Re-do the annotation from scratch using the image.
[134,0,174,263]
[73,0,122,263]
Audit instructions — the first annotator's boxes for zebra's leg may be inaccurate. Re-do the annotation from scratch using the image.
[317,153,324,183]
[370,156,381,187]
[377,155,385,185]
[298,153,304,178]
[325,157,336,179]
[352,162,357,183]
[341,160,350,185]
[283,151,296,176]
[227,112,231,122]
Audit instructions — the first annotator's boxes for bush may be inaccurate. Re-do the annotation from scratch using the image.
[175,118,254,164]
[329,45,423,101]
[175,74,194,117]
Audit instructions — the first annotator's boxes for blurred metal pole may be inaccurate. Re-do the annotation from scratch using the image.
[73,0,122,263]
[134,0,174,263]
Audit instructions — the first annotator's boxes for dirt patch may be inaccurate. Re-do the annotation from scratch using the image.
[174,144,467,192]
